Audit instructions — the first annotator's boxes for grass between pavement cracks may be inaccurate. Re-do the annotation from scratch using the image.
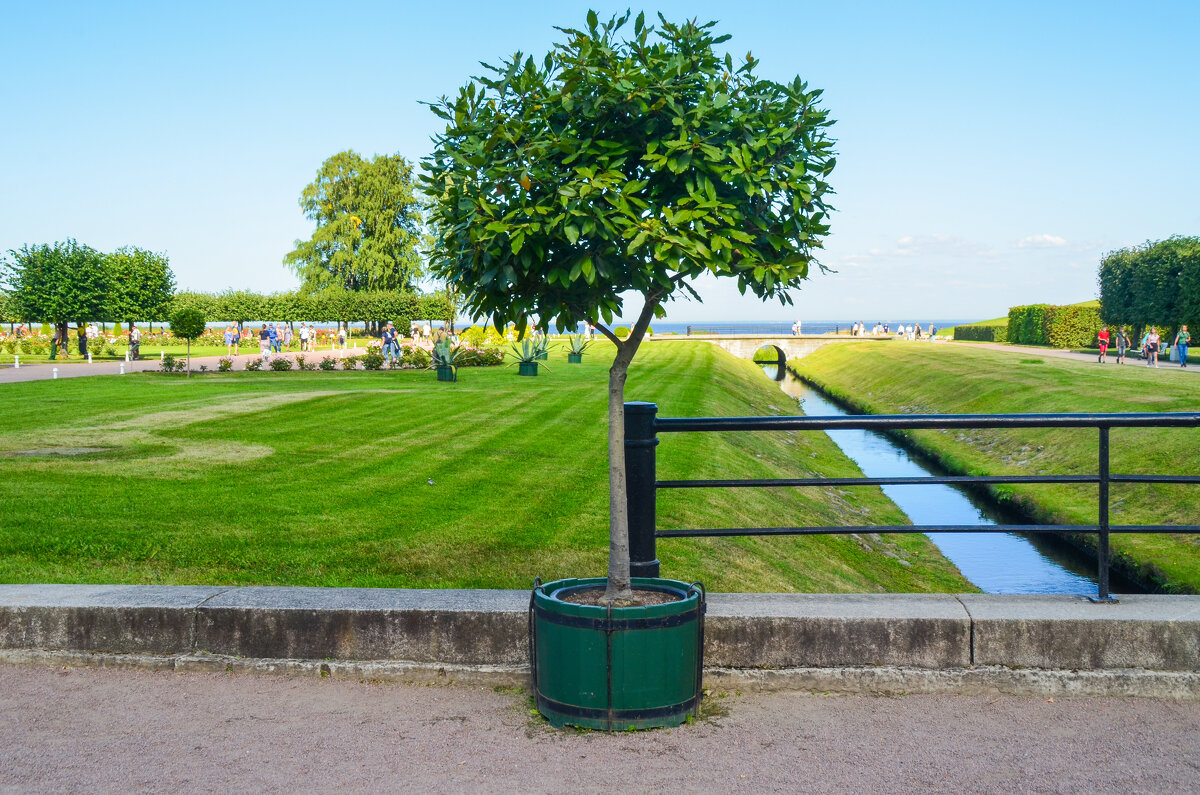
[795,341,1200,593]
[0,341,972,592]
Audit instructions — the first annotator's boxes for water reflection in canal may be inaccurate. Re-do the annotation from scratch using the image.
[761,364,1114,594]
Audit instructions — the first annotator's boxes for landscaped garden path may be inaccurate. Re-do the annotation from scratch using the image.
[3,664,1196,792]
[0,347,368,384]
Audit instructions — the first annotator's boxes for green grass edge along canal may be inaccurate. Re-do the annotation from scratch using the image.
[795,340,1200,594]
[0,341,972,593]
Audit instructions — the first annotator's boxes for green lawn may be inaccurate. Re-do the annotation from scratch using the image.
[0,341,971,592]
[796,342,1200,592]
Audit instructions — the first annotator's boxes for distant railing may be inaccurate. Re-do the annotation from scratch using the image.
[687,324,804,336]
[623,402,1200,601]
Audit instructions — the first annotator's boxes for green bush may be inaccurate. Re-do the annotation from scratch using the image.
[341,355,360,370]
[295,354,317,371]
[319,356,338,371]
[361,349,384,370]
[245,358,263,371]
[269,357,293,371]
[217,356,233,372]
[614,326,631,339]
[159,354,178,373]
[953,324,1008,343]
[402,345,431,368]
[456,347,504,366]
[1006,304,1102,348]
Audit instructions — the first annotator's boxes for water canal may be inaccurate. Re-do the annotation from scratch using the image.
[759,364,1131,594]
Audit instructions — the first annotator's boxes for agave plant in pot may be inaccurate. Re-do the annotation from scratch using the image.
[430,338,460,382]
[508,337,548,376]
[565,334,591,364]
[424,10,835,730]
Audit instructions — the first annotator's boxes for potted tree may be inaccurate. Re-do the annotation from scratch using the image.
[508,338,546,376]
[169,308,206,377]
[424,10,835,729]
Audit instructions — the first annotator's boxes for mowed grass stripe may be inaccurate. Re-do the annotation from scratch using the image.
[0,342,972,592]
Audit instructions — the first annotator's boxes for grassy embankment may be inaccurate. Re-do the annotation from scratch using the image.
[795,342,1200,592]
[0,341,971,592]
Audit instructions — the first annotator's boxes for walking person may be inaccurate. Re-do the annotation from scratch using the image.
[1097,326,1110,363]
[232,325,240,356]
[283,324,293,350]
[381,321,398,365]
[298,323,309,351]
[130,325,141,360]
[1115,326,1130,364]
[1146,327,1161,368]
[224,325,235,356]
[259,325,271,361]
[1174,325,1190,368]
[337,324,347,351]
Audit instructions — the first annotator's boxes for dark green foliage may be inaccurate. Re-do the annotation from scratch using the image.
[953,324,1008,342]
[318,356,338,371]
[3,240,109,330]
[423,11,835,336]
[245,358,263,371]
[1099,236,1200,338]
[169,308,206,341]
[1006,304,1101,347]
[169,289,450,329]
[106,247,175,328]
[269,357,293,371]
[360,349,384,370]
[285,150,425,292]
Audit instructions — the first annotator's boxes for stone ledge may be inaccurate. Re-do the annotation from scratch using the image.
[1,586,1198,677]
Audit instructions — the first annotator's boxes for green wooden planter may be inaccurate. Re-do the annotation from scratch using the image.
[530,577,705,731]
[436,365,456,382]
[567,353,583,363]
[518,361,538,376]
[536,352,548,360]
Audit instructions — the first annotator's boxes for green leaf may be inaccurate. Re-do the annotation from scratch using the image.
[564,225,580,245]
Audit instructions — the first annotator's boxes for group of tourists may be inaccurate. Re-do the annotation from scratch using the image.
[851,321,937,339]
[221,323,348,360]
[1096,326,1190,368]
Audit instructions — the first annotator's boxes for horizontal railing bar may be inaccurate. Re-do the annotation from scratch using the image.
[656,524,1200,538]
[657,475,1099,488]
[1109,475,1200,484]
[655,412,1200,433]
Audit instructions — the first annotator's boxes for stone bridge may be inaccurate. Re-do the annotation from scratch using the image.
[651,334,884,364]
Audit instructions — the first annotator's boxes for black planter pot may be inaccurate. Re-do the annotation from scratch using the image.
[518,361,538,376]
[530,577,706,731]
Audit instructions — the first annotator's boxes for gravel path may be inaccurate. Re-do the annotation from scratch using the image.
[0,348,366,384]
[3,664,1198,793]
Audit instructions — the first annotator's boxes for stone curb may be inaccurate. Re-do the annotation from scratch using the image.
[1,586,1198,697]
[5,649,1198,700]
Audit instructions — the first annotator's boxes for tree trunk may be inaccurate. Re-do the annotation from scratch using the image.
[186,339,191,377]
[604,358,633,603]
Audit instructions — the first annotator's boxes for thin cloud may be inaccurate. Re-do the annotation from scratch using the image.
[1016,234,1068,248]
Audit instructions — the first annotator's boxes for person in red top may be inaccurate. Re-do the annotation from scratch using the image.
[1097,326,1110,363]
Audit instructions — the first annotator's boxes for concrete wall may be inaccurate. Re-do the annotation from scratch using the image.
[3,586,1198,696]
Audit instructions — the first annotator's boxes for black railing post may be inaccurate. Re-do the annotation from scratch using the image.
[1092,425,1116,602]
[625,401,661,578]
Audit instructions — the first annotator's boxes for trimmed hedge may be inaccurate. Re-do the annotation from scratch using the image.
[1006,303,1102,348]
[1099,236,1200,343]
[953,323,1008,343]
[169,289,454,327]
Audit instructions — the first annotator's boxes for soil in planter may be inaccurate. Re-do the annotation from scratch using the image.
[559,586,682,607]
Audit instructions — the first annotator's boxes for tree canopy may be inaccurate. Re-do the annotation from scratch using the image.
[285,150,425,293]
[2,240,110,330]
[423,11,836,601]
[106,246,175,328]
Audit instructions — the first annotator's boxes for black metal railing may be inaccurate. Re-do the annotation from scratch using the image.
[623,402,1200,601]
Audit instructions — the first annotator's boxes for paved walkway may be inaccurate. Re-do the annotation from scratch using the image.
[2,664,1197,793]
[958,341,1197,372]
[0,347,367,385]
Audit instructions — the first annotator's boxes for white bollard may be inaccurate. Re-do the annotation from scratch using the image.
[125,351,130,362]
[87,352,93,364]
[53,367,59,379]
[160,350,164,361]
[13,355,18,369]
[119,363,125,375]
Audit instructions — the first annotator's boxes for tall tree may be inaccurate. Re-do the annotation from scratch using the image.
[285,150,424,292]
[424,11,836,602]
[106,246,175,334]
[2,240,110,356]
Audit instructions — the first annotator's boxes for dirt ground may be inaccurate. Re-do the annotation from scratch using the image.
[2,664,1198,793]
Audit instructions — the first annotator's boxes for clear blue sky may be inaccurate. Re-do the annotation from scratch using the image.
[2,1,1197,323]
